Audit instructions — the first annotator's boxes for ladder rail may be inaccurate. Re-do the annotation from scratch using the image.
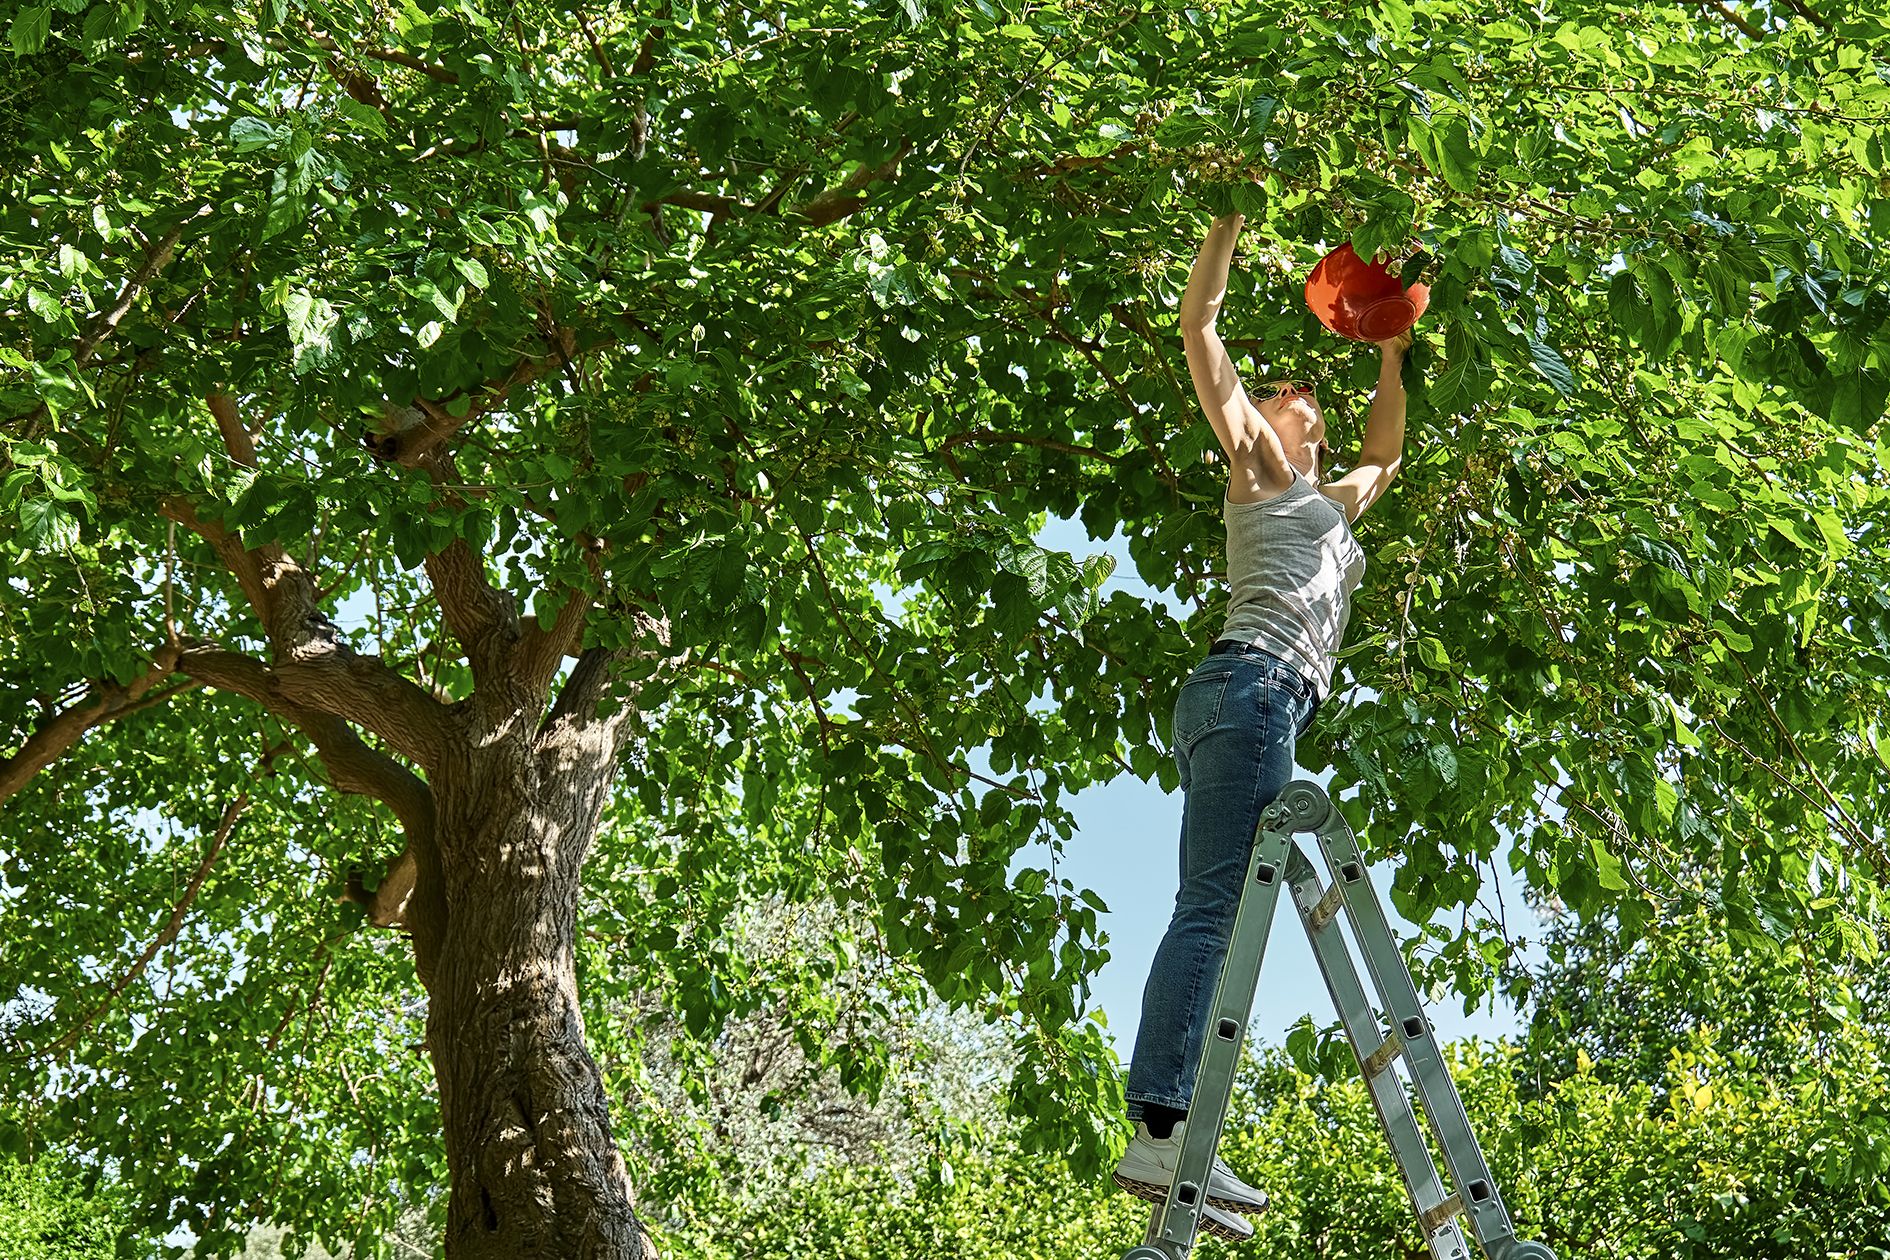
[1139,823,1295,1256]
[1283,843,1471,1260]
[1306,801,1527,1257]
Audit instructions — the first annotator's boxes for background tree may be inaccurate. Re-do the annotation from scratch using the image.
[1520,896,1890,1090]
[0,1152,148,1260]
[648,895,1890,1260]
[2,0,1887,1256]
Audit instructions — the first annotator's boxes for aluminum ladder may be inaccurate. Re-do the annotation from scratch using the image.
[1120,781,1555,1260]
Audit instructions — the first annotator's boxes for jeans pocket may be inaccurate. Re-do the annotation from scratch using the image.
[1268,663,1314,706]
[1174,671,1232,751]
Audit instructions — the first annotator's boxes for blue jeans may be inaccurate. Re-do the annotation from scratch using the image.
[1125,646,1318,1119]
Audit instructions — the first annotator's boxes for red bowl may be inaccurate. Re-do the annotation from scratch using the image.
[1305,244,1430,342]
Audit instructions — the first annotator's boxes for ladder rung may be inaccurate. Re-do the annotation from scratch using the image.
[1363,1034,1403,1079]
[1419,1194,1463,1234]
[1306,881,1345,930]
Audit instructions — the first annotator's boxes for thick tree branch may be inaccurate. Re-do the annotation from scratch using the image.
[936,429,1120,463]
[0,648,190,806]
[542,645,625,737]
[1015,139,1142,179]
[637,139,910,233]
[367,328,602,468]
[423,537,521,682]
[640,191,742,217]
[159,516,433,743]
[299,711,435,839]
[539,606,675,752]
[164,391,281,611]
[207,392,257,468]
[325,57,388,110]
[178,645,447,770]
[518,588,593,700]
[573,7,614,75]
[341,837,421,930]
[1689,0,1765,39]
[158,496,270,613]
[302,28,460,84]
[167,395,452,762]
[1780,0,1831,29]
[631,19,663,75]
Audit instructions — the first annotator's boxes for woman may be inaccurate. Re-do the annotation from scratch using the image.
[1111,211,1413,1242]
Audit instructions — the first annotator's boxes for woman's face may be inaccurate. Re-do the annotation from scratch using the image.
[1255,384,1326,478]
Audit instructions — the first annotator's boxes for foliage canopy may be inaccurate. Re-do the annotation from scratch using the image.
[2,0,1887,1252]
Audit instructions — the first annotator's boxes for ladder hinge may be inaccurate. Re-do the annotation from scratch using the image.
[1419,1194,1464,1234]
[1363,1034,1403,1079]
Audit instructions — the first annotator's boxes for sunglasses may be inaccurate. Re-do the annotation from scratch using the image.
[1254,379,1316,402]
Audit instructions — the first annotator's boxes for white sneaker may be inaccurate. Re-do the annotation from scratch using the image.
[1112,1120,1271,1218]
[1112,1168,1255,1242]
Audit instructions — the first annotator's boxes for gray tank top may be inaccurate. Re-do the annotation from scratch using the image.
[1218,471,1366,699]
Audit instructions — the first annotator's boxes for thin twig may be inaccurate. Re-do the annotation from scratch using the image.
[574,5,615,74]
[164,520,178,644]
[1688,0,1766,40]
[1726,647,1877,860]
[42,747,283,1057]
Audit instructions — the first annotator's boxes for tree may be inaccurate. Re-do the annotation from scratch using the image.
[2,0,1886,1255]
[0,1152,147,1260]
[655,898,1890,1260]
[1521,898,1890,1091]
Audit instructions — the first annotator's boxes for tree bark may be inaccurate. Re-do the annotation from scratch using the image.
[420,684,652,1260]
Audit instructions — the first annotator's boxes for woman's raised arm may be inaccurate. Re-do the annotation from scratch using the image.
[1179,213,1292,496]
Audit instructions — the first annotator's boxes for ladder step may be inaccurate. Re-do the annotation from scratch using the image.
[1363,1033,1403,1079]
[1419,1194,1464,1234]
[1306,881,1345,930]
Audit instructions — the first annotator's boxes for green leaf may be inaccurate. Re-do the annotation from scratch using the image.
[26,287,61,323]
[229,116,283,153]
[1588,834,1629,892]
[18,498,79,552]
[262,173,308,239]
[1525,336,1576,397]
[1433,119,1479,194]
[9,4,51,55]
[424,281,461,323]
[1668,697,1702,748]
[334,97,389,139]
[282,289,339,370]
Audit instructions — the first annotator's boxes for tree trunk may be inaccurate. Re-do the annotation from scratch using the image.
[421,722,649,1260]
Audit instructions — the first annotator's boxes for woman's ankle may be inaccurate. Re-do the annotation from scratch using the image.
[1140,1102,1186,1139]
